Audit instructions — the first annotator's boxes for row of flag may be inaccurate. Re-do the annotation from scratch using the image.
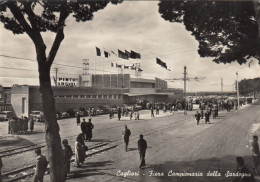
[111,63,143,71]
[156,57,170,71]
[96,47,141,60]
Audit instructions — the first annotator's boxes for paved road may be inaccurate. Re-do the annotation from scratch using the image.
[1,102,260,182]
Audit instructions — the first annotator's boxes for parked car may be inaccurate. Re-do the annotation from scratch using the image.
[111,105,118,113]
[95,107,104,115]
[0,111,15,121]
[61,112,70,118]
[98,106,110,114]
[66,108,76,117]
[30,111,45,122]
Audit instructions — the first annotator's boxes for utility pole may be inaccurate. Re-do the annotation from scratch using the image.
[236,72,240,108]
[54,68,58,86]
[221,77,223,101]
[184,66,187,115]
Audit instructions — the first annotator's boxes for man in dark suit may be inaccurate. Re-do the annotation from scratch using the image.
[122,125,131,152]
[80,118,87,140]
[138,134,147,169]
[33,148,48,182]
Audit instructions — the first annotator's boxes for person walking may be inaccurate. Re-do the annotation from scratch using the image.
[138,134,147,169]
[76,113,81,126]
[195,111,201,125]
[156,106,159,115]
[151,106,154,118]
[62,139,73,177]
[122,125,131,152]
[80,118,87,140]
[33,148,48,182]
[117,107,122,121]
[252,135,260,174]
[86,118,94,141]
[75,134,85,167]
[205,110,210,124]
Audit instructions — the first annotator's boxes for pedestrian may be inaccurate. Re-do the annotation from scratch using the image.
[23,116,28,133]
[130,110,133,120]
[252,136,260,174]
[234,157,255,182]
[195,111,201,125]
[86,118,94,141]
[0,156,2,182]
[62,139,73,177]
[135,111,140,120]
[29,117,34,132]
[117,107,122,121]
[151,106,154,117]
[76,113,81,126]
[33,148,48,182]
[122,125,131,152]
[75,134,85,167]
[138,134,147,169]
[200,109,204,119]
[156,106,159,115]
[80,118,87,140]
[205,110,210,124]
[109,108,113,119]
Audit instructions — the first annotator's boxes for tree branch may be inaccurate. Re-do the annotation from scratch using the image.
[46,0,69,67]
[24,1,38,30]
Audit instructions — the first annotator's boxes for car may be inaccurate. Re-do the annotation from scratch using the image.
[30,111,44,122]
[98,106,110,114]
[95,107,104,115]
[0,111,15,121]
[61,112,70,118]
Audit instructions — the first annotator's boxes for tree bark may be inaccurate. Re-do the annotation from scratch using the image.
[38,65,65,182]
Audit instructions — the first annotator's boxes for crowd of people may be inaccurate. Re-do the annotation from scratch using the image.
[8,116,35,134]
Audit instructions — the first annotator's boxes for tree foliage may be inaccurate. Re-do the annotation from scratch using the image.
[158,1,259,65]
[239,78,260,95]
[0,1,121,181]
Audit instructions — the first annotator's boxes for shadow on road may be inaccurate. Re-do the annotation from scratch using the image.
[69,160,114,179]
[139,155,259,182]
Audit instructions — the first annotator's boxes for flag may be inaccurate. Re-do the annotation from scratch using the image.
[130,50,141,59]
[111,62,114,67]
[156,58,162,65]
[138,68,143,72]
[125,50,131,58]
[96,47,101,56]
[111,51,117,56]
[161,62,167,69]
[118,49,129,60]
[104,51,110,58]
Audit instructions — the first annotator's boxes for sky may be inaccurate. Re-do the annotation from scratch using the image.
[0,1,259,92]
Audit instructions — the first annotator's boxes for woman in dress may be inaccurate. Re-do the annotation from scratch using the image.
[75,134,85,167]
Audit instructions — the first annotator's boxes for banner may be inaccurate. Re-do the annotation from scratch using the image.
[118,49,129,60]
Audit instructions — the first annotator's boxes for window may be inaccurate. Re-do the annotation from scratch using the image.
[103,95,107,99]
[114,95,117,99]
[118,95,121,99]
[108,95,112,99]
[98,95,102,99]
[80,95,85,98]
[86,95,91,99]
[22,98,26,114]
[66,95,72,98]
[59,95,65,98]
[92,95,97,99]
[73,95,78,98]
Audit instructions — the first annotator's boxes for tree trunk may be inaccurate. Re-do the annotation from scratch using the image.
[38,56,65,182]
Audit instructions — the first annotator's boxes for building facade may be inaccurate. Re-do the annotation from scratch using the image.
[11,74,183,117]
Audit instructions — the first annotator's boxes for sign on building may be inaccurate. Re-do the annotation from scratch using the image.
[57,77,79,87]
